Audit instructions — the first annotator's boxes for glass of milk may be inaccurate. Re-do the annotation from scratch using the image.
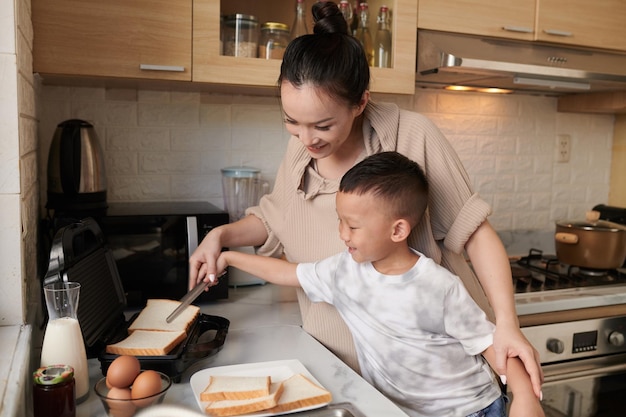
[40,282,90,404]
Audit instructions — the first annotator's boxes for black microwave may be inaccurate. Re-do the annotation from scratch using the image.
[95,201,229,308]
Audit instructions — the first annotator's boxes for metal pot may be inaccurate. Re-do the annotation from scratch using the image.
[555,213,626,270]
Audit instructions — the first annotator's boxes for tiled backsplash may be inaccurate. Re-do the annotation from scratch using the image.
[38,86,615,236]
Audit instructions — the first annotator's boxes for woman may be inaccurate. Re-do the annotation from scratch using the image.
[190,1,543,398]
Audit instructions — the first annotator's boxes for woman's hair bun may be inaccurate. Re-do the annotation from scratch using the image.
[312,1,349,35]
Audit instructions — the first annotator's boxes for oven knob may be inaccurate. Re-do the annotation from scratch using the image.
[546,338,564,354]
[608,331,625,347]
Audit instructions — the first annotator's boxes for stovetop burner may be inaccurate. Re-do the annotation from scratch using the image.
[512,248,626,294]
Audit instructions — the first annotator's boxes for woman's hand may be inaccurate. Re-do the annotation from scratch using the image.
[188,214,270,290]
[188,226,226,290]
[493,323,543,399]
[482,347,544,416]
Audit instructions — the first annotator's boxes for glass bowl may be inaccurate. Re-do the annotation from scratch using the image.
[94,370,171,417]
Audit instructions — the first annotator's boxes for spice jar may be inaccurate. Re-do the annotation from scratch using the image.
[259,22,290,60]
[33,365,76,417]
[223,14,259,58]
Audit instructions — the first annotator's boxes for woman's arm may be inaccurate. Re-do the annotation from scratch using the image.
[217,250,300,287]
[188,214,268,289]
[482,346,545,417]
[465,220,543,398]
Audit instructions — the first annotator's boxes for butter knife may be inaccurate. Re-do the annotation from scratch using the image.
[166,272,223,323]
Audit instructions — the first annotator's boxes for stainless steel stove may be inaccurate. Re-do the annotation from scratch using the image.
[511,249,626,417]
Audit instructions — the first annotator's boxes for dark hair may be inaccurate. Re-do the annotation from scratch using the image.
[278,1,370,106]
[339,152,429,227]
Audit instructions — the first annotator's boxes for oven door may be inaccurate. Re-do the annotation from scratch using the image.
[539,353,626,417]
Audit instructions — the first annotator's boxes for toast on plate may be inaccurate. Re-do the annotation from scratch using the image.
[201,375,271,401]
[205,381,283,416]
[200,373,332,416]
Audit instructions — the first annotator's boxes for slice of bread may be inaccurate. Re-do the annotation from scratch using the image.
[205,381,284,417]
[269,373,332,413]
[105,329,187,356]
[128,299,200,334]
[201,375,271,402]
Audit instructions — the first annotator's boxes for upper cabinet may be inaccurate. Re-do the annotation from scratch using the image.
[32,0,417,94]
[418,0,536,41]
[418,0,626,51]
[32,0,192,81]
[535,1,626,51]
[193,0,418,94]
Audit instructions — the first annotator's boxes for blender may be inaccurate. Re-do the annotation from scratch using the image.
[220,166,268,222]
[221,166,269,286]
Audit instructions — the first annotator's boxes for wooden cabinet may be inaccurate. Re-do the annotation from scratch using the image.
[536,1,626,51]
[193,0,418,94]
[32,0,192,81]
[417,0,536,41]
[418,0,626,51]
[32,0,417,94]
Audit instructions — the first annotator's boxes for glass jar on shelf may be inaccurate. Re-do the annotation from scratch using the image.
[259,22,290,60]
[223,14,259,58]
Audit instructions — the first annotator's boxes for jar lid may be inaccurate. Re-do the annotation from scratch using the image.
[33,365,74,386]
[221,166,261,178]
[261,22,290,32]
[224,14,258,24]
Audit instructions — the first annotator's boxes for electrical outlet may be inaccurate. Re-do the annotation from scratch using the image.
[557,134,571,163]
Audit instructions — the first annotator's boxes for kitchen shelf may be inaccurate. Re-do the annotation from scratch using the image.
[193,0,417,94]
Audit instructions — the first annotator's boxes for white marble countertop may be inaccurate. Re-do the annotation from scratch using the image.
[0,324,31,417]
[76,284,409,417]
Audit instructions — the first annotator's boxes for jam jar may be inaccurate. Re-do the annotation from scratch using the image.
[259,22,290,59]
[33,365,76,417]
[223,14,259,57]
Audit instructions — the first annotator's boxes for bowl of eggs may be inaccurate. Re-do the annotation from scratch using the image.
[95,355,171,417]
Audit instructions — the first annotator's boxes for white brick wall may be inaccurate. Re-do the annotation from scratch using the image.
[38,86,614,235]
[1,0,39,328]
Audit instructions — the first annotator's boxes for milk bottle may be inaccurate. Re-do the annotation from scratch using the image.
[40,282,89,403]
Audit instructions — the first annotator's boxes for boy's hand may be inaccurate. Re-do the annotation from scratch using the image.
[215,251,230,279]
[508,391,545,417]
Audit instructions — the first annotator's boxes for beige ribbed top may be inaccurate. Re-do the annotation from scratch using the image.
[246,101,493,372]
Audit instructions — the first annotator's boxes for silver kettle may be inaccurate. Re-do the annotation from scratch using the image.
[46,119,107,214]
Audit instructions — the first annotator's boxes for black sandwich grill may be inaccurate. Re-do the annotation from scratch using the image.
[42,217,229,383]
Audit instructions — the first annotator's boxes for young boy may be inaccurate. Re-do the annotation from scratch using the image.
[214,152,544,417]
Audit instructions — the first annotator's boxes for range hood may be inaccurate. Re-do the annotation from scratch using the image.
[416,30,626,95]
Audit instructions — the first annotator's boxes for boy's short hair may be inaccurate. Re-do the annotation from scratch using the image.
[339,151,429,227]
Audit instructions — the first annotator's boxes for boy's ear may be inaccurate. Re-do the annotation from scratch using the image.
[390,219,411,242]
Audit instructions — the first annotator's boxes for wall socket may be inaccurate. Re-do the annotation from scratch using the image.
[557,134,571,163]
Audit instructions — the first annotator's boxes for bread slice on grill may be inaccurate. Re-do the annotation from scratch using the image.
[128,298,200,334]
[105,329,186,356]
[105,298,200,356]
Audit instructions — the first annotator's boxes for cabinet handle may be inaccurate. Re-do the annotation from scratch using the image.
[543,29,573,37]
[139,64,185,72]
[502,26,533,34]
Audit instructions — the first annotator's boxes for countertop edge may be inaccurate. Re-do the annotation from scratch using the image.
[1,324,32,417]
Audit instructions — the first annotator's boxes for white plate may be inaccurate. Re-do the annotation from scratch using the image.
[190,359,331,416]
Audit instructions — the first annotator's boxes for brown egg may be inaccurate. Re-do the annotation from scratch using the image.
[131,370,163,407]
[106,387,136,417]
[106,355,141,389]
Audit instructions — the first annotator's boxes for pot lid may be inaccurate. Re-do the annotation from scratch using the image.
[556,219,626,232]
